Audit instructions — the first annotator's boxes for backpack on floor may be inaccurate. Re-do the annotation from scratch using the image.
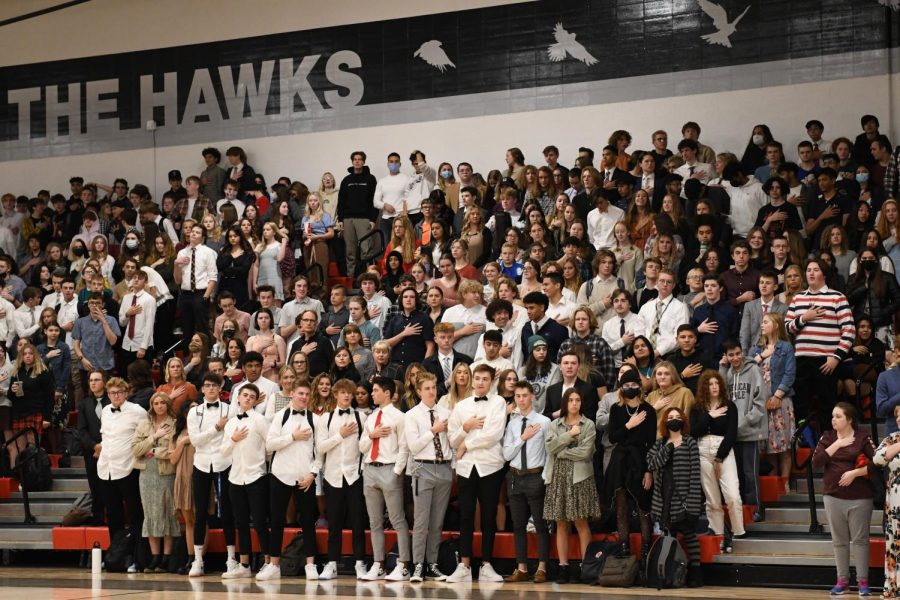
[644,530,687,589]
[16,442,53,492]
[280,533,306,576]
[383,542,399,572]
[598,554,639,587]
[437,536,460,576]
[580,540,619,584]
[104,530,131,573]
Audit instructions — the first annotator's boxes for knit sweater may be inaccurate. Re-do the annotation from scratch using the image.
[785,286,856,361]
[647,435,702,524]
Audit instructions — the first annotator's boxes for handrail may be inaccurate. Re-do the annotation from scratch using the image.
[1,426,41,524]
[357,229,386,273]
[790,419,823,534]
[854,362,881,442]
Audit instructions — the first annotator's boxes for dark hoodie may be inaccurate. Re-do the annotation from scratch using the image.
[337,165,378,221]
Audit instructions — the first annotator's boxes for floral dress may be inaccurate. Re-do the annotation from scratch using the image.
[762,355,795,453]
[874,433,900,599]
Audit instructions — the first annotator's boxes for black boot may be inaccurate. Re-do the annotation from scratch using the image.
[557,564,570,584]
[687,563,703,588]
[156,555,170,573]
[143,555,161,573]
[178,557,194,575]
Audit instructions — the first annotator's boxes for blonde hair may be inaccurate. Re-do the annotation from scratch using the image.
[389,215,416,263]
[758,312,788,347]
[200,211,222,243]
[444,362,473,410]
[651,361,684,391]
[306,191,325,222]
[14,342,47,376]
[163,357,185,383]
[457,278,483,299]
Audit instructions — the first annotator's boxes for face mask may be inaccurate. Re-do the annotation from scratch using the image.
[440,170,453,180]
[666,418,683,432]
[621,386,641,399]
[188,342,201,352]
[856,173,869,183]
[73,247,86,257]
[752,134,765,146]
[861,260,877,272]
[222,329,236,339]
[125,239,139,250]
[387,163,401,174]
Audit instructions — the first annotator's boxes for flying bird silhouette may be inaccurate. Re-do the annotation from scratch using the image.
[698,0,750,48]
[414,40,455,73]
[547,23,598,66]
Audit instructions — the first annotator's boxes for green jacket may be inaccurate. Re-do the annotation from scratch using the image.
[544,414,596,485]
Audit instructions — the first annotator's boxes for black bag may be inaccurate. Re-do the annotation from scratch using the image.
[580,540,619,584]
[61,492,92,526]
[643,530,687,589]
[16,442,52,491]
[105,530,131,573]
[598,555,639,587]
[61,427,82,457]
[280,533,306,576]
[437,536,460,577]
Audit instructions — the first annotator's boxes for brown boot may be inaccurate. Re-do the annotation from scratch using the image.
[532,569,548,583]
[504,569,531,582]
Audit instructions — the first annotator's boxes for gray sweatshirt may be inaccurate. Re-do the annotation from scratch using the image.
[719,358,766,442]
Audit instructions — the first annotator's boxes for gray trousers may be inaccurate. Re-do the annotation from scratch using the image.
[824,495,873,581]
[343,218,373,277]
[411,462,452,565]
[363,463,410,562]
[507,472,550,564]
[734,440,761,507]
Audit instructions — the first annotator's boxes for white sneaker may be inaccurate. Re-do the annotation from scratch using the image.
[222,563,251,579]
[445,563,472,583]
[355,560,368,580]
[361,562,385,581]
[478,562,503,582]
[304,563,319,580]
[225,558,240,574]
[256,563,281,581]
[409,563,425,583]
[526,517,536,533]
[319,561,337,580]
[385,563,410,581]
[188,559,204,577]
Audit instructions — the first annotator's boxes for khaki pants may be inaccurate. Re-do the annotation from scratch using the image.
[343,218,372,277]
[698,434,745,535]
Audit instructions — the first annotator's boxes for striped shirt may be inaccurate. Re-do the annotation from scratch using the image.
[785,286,856,360]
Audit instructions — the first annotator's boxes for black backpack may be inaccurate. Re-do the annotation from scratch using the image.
[643,530,687,589]
[280,533,306,576]
[580,540,619,584]
[104,530,131,573]
[16,442,52,492]
[437,536,460,576]
[384,542,399,572]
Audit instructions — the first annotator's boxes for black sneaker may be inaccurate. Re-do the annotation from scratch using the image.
[556,564,570,584]
[721,530,733,554]
[426,563,447,581]
[410,563,425,583]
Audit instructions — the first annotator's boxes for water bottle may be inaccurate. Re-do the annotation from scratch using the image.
[91,542,102,574]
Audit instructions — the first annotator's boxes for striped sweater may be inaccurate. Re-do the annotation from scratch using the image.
[785,286,856,360]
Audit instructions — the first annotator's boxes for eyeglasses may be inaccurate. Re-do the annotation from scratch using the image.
[108,390,127,396]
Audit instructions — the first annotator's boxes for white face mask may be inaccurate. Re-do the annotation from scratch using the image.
[752,134,765,146]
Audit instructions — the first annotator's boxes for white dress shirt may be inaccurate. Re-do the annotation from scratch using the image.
[675,161,714,190]
[443,303,487,358]
[502,410,551,470]
[546,296,576,324]
[405,402,452,461]
[316,407,364,487]
[359,404,409,475]
[448,394,507,477]
[188,400,238,473]
[601,311,647,365]
[476,321,524,370]
[278,296,325,346]
[221,410,269,485]
[232,376,281,418]
[14,304,41,339]
[587,204,625,250]
[267,407,320,486]
[56,296,80,346]
[362,294,393,331]
[637,295,690,357]
[0,297,16,346]
[118,291,157,352]
[97,401,145,480]
[727,176,768,237]
[176,243,218,291]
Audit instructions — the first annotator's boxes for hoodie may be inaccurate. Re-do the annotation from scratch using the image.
[336,165,378,221]
[720,358,766,441]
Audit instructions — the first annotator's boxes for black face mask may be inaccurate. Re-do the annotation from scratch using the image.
[861,260,877,272]
[73,247,86,257]
[222,329,236,340]
[666,419,683,432]
[621,387,641,399]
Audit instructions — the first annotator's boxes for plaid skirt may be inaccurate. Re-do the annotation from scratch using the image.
[11,413,43,437]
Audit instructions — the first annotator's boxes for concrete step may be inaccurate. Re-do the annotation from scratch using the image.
[713,553,836,566]
[0,539,53,550]
[0,513,63,524]
[0,526,55,541]
[50,478,90,492]
[794,477,825,495]
[10,490,82,500]
[51,468,88,477]
[0,502,71,517]
[748,522,882,536]
[68,456,85,469]
[732,536,835,557]
[764,506,882,526]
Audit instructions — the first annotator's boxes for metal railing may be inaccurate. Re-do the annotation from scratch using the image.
[854,363,881,442]
[357,228,386,277]
[1,427,43,524]
[791,418,823,534]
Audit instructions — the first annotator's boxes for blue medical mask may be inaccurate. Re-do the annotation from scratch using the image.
[856,173,869,184]
[440,170,453,180]
[388,163,400,174]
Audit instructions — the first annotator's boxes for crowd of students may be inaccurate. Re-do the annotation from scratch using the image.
[1,116,899,593]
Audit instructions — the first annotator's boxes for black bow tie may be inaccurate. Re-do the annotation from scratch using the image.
[237,413,248,420]
[475,396,488,402]
[110,407,121,413]
[292,409,306,417]
[206,402,219,409]
[339,408,351,416]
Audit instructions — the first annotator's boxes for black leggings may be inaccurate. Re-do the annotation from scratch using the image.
[269,477,317,558]
[458,468,505,561]
[192,467,235,546]
[616,490,652,556]
[229,475,270,558]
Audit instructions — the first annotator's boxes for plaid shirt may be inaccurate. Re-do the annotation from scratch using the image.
[557,333,617,388]
[884,145,900,200]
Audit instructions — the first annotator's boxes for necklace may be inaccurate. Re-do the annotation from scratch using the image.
[625,403,639,417]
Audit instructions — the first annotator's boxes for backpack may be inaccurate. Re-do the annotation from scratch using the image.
[598,554,639,587]
[643,530,687,589]
[16,442,52,492]
[61,492,92,526]
[280,533,306,576]
[104,530,131,573]
[437,536,460,577]
[580,540,619,584]
[276,408,316,461]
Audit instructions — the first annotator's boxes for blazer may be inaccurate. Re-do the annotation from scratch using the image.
[225,164,258,194]
[76,394,108,455]
[423,351,473,398]
[738,297,787,353]
[748,340,796,398]
[543,378,600,422]
[544,414,596,485]
[520,318,569,364]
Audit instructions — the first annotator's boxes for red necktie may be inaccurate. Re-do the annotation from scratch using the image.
[128,295,137,338]
[763,303,768,315]
[370,409,382,461]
